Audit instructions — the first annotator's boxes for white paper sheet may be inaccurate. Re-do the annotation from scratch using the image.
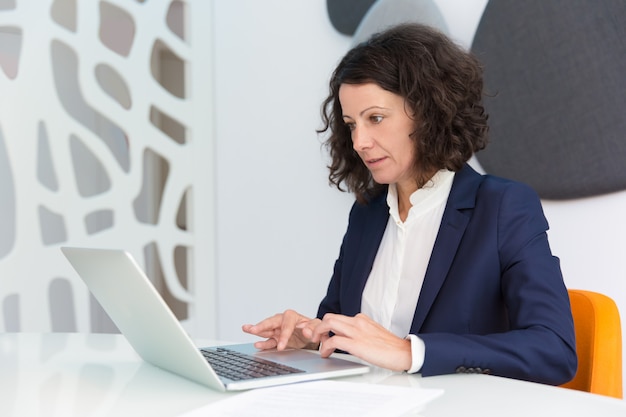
[178,380,443,417]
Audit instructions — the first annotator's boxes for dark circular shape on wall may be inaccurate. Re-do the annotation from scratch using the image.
[327,0,377,35]
[471,1,626,200]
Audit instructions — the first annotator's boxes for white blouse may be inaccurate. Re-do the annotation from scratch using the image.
[361,169,455,372]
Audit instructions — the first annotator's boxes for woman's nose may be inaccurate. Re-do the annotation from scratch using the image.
[352,126,372,151]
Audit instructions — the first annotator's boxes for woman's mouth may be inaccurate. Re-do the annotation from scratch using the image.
[366,157,386,165]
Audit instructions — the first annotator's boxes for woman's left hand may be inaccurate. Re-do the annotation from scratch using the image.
[301,313,412,371]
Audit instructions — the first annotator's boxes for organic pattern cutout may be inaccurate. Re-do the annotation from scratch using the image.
[0,0,200,333]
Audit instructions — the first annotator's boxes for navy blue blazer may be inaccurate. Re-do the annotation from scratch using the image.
[317,164,577,385]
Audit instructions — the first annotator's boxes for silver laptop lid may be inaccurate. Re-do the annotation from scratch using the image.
[61,247,225,391]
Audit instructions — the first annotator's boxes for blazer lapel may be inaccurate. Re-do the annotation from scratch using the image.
[343,192,389,316]
[411,164,483,332]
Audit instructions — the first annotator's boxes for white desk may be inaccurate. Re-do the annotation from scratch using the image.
[1,333,624,416]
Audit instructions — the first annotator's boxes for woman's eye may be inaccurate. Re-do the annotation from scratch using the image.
[370,115,383,124]
[345,122,356,131]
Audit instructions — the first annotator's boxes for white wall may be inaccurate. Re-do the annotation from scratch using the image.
[212,0,354,341]
[212,0,625,392]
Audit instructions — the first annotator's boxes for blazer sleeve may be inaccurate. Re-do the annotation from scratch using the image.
[418,180,577,385]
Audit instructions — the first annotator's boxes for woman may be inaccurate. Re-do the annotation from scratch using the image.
[243,23,577,385]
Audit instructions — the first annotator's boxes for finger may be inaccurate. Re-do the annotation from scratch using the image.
[241,323,277,338]
[253,338,278,350]
[242,324,256,334]
[319,340,335,358]
[318,332,334,357]
[320,336,359,358]
[320,333,364,359]
[277,310,301,350]
[299,326,313,339]
[309,323,329,343]
[310,313,352,342]
[296,318,321,339]
[242,314,284,337]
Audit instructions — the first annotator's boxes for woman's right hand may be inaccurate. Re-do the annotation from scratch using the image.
[242,309,321,351]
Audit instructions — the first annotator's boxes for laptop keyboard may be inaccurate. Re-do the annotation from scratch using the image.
[200,347,305,381]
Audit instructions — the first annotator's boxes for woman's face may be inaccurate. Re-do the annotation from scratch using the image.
[339,82,417,192]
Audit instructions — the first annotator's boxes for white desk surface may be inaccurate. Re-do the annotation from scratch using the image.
[1,333,625,417]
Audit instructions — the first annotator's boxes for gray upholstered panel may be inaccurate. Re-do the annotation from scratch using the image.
[471,1,626,200]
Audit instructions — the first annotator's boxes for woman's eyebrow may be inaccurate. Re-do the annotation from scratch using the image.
[343,106,390,119]
[359,106,388,116]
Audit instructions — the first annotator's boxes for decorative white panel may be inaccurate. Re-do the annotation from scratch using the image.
[0,0,216,337]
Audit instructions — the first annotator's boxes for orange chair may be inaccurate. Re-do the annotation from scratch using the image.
[560,289,623,398]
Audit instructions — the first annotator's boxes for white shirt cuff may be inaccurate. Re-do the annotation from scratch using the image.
[405,334,425,374]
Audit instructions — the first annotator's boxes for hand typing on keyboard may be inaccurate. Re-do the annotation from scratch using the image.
[244,310,413,372]
[242,309,321,352]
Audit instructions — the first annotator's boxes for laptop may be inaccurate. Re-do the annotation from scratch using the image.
[61,247,369,391]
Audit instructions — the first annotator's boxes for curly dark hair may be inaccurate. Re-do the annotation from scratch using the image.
[318,23,489,203]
